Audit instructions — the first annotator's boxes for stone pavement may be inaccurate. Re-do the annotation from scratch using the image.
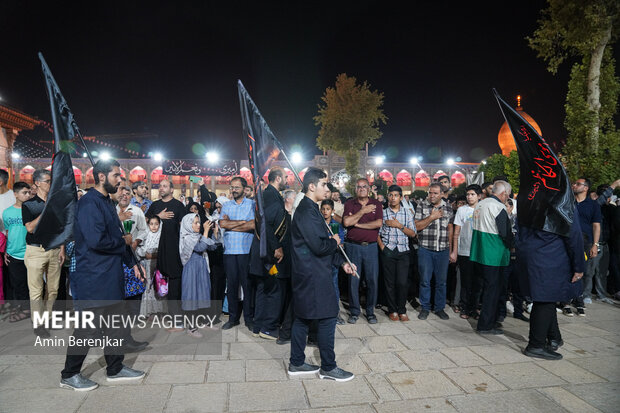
[0,301,619,413]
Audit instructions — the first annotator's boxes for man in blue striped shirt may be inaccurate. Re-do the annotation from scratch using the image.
[378,185,417,322]
[220,177,256,330]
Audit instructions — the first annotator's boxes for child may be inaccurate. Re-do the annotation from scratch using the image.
[180,213,217,337]
[137,216,167,316]
[320,199,346,325]
[3,182,31,322]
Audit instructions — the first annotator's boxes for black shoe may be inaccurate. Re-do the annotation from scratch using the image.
[514,314,530,322]
[576,307,586,317]
[434,310,449,320]
[336,316,346,325]
[276,337,291,345]
[347,315,358,324]
[288,362,320,376]
[418,309,429,320]
[123,339,148,352]
[497,315,505,323]
[319,367,354,382]
[547,339,564,351]
[34,326,50,338]
[245,321,254,332]
[523,346,562,360]
[477,328,504,335]
[562,307,574,317]
[366,314,378,324]
[222,321,240,330]
[494,322,503,329]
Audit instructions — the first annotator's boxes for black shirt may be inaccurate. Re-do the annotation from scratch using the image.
[146,198,186,278]
[22,195,46,246]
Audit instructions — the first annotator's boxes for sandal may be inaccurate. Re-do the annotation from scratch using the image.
[9,310,30,323]
[459,313,469,319]
[452,305,461,313]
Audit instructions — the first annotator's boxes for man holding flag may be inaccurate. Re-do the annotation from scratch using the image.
[493,90,584,360]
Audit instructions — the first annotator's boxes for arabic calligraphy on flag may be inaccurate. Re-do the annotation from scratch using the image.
[493,90,574,237]
[162,160,238,176]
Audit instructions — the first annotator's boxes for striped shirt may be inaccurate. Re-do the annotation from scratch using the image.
[379,206,416,252]
[415,199,453,252]
[221,197,255,255]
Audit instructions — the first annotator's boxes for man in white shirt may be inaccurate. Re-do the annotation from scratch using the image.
[0,169,16,232]
[116,186,147,250]
[450,184,482,319]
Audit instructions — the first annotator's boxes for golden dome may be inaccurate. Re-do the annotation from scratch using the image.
[498,96,542,156]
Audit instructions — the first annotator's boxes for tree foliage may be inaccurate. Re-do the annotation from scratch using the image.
[478,151,521,193]
[315,73,387,193]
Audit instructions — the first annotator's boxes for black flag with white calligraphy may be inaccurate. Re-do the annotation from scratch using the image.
[238,80,285,258]
[493,89,574,237]
[36,53,78,250]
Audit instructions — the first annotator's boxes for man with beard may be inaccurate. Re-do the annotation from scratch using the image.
[146,179,186,330]
[249,168,291,340]
[130,181,152,213]
[220,177,255,330]
[60,159,145,391]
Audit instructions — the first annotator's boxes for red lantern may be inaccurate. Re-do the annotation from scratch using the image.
[415,170,430,187]
[151,167,165,184]
[396,170,412,187]
[451,171,466,187]
[73,166,82,185]
[239,167,254,185]
[129,166,147,183]
[86,167,94,184]
[19,165,35,183]
[433,170,446,181]
[378,169,393,185]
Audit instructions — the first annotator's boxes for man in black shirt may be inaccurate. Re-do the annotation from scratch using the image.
[145,179,186,330]
[22,169,65,337]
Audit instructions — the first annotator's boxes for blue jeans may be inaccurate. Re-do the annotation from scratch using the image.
[417,247,449,312]
[345,242,379,317]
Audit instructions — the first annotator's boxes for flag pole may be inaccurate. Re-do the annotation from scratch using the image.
[278,145,359,278]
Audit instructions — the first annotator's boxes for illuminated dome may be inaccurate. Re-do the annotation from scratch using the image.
[498,95,542,156]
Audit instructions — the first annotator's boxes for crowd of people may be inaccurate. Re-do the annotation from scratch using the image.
[0,160,619,390]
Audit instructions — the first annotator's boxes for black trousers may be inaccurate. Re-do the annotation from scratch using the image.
[446,262,458,306]
[123,293,142,341]
[7,256,29,306]
[529,302,561,348]
[62,304,125,379]
[457,255,482,316]
[477,264,504,331]
[223,254,253,324]
[253,274,281,335]
[381,248,410,314]
[278,277,293,340]
[290,316,337,371]
[407,244,420,302]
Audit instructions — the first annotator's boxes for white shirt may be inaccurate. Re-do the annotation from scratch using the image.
[116,203,148,244]
[0,190,16,233]
[453,204,475,257]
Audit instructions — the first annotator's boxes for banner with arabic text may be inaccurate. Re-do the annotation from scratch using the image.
[163,160,238,176]
[493,90,573,237]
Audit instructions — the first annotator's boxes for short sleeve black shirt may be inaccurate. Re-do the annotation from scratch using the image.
[22,195,46,245]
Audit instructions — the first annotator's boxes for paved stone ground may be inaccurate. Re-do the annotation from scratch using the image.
[0,300,619,412]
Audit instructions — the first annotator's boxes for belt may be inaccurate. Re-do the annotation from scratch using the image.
[28,243,43,248]
[346,240,377,246]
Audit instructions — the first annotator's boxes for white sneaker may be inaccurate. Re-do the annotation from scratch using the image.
[506,301,514,314]
[583,298,593,304]
[526,303,533,313]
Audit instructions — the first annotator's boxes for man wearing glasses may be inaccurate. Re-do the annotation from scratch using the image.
[220,176,256,330]
[22,169,65,338]
[342,178,383,324]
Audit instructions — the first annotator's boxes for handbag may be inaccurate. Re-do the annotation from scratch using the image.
[154,269,168,298]
[124,264,146,298]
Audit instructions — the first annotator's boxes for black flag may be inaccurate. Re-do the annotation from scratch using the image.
[493,90,574,237]
[35,53,78,250]
[238,80,291,258]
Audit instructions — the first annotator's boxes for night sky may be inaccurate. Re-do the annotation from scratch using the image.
[2,1,614,163]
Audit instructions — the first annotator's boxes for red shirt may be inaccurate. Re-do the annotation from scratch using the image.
[343,197,383,243]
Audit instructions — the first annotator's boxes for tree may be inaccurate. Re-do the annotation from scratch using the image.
[478,151,521,193]
[315,74,387,193]
[528,0,620,152]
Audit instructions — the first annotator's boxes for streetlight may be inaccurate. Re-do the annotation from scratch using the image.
[375,155,385,165]
[100,151,111,161]
[153,152,163,162]
[409,156,418,165]
[11,152,20,160]
[446,158,455,166]
[206,151,220,164]
[291,152,303,165]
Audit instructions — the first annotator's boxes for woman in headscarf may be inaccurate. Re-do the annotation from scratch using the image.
[186,202,207,225]
[179,213,217,337]
[137,216,167,316]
